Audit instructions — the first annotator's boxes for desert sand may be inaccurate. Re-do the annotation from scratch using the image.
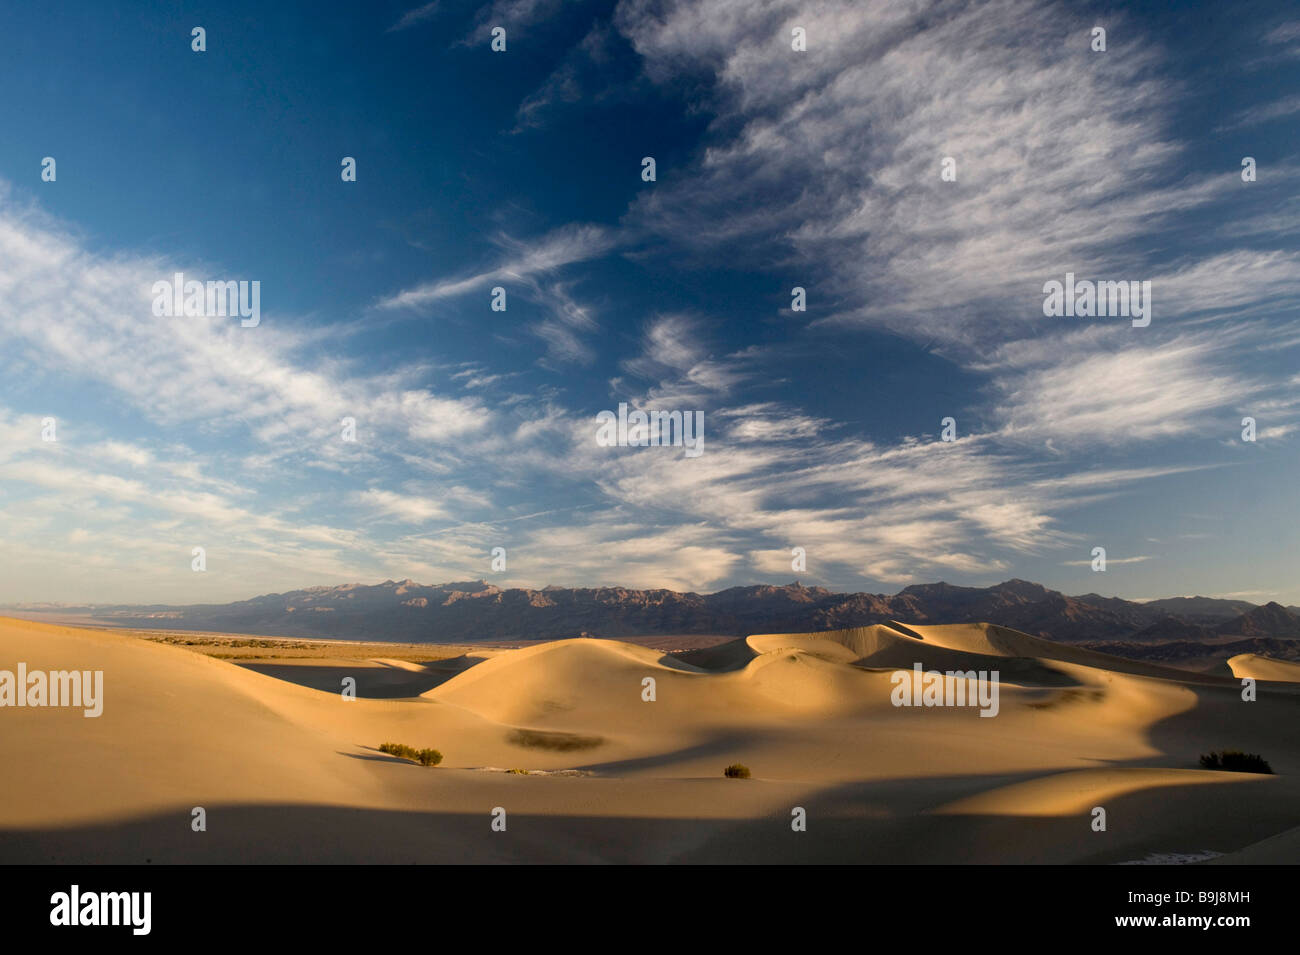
[1228,652,1300,684]
[0,615,1295,863]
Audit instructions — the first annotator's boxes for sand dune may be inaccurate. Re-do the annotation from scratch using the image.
[1,615,1295,864]
[1209,823,1300,864]
[1228,652,1300,684]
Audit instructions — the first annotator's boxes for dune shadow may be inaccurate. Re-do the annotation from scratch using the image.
[1140,676,1300,776]
[2,774,1292,864]
[238,661,463,698]
[675,639,755,672]
[572,729,762,774]
[338,750,418,765]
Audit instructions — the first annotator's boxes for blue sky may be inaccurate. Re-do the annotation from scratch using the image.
[0,0,1298,605]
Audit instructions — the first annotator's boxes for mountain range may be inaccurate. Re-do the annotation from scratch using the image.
[8,578,1300,653]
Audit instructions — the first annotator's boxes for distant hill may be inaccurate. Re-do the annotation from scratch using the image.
[0,576,1214,646]
[1215,602,1300,637]
[1128,615,1215,643]
[1081,636,1300,671]
[1141,595,1258,625]
[1120,600,1300,644]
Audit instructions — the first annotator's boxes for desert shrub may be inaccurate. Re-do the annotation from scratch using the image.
[506,728,602,751]
[723,763,751,779]
[379,742,442,766]
[1199,750,1272,774]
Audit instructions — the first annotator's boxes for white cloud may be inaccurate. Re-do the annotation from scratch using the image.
[387,2,440,33]
[987,330,1262,447]
[3,1,1297,604]
[377,224,614,310]
[358,489,448,523]
[611,0,1300,452]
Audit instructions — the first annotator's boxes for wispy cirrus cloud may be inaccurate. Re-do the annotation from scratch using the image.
[604,0,1300,461]
[459,0,577,45]
[1216,93,1300,131]
[377,223,615,311]
[387,2,440,33]
[377,223,617,365]
[2,0,1298,606]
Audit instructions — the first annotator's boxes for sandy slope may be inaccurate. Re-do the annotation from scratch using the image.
[0,615,1295,864]
[1228,652,1300,684]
